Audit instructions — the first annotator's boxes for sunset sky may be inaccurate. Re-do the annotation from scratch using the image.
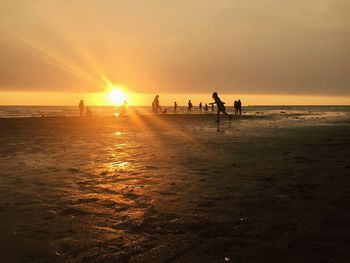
[0,0,349,105]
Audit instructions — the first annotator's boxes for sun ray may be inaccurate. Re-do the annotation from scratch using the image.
[143,114,216,158]
[0,19,102,88]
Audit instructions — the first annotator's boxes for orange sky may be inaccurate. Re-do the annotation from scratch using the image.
[0,0,349,105]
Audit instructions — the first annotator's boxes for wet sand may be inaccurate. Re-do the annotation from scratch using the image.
[0,112,350,263]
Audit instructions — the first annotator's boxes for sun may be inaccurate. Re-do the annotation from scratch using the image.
[102,76,129,106]
[107,88,127,106]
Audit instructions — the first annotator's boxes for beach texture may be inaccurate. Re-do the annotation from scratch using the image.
[0,110,350,262]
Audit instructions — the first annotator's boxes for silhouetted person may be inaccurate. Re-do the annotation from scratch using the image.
[122,100,127,114]
[199,102,202,112]
[86,107,92,117]
[174,101,177,113]
[204,103,208,112]
[238,99,242,115]
[212,92,232,123]
[210,103,214,111]
[79,99,85,116]
[187,100,193,113]
[234,100,238,115]
[153,95,160,114]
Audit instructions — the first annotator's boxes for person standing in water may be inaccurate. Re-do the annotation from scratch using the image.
[234,100,238,115]
[204,103,208,112]
[187,100,193,113]
[199,102,202,112]
[174,101,177,113]
[122,100,127,115]
[79,99,85,116]
[238,99,242,115]
[152,95,160,114]
[211,92,232,123]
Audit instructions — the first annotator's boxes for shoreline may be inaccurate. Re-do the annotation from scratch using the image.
[1,105,349,119]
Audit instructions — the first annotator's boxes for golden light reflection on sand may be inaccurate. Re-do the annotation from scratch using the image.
[110,161,129,168]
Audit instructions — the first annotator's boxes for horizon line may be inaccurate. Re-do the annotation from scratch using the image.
[1,104,350,107]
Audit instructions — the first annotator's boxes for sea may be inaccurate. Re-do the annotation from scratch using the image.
[0,105,349,118]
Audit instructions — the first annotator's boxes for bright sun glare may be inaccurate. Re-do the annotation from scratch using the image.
[103,76,128,106]
[108,88,127,106]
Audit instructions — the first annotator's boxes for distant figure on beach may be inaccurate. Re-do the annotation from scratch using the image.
[79,99,85,116]
[152,95,160,114]
[238,99,242,115]
[199,102,202,112]
[204,103,208,112]
[234,100,238,115]
[212,92,232,123]
[85,107,92,117]
[187,100,193,113]
[122,100,127,114]
[174,101,177,113]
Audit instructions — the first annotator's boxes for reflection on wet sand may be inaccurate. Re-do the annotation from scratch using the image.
[0,111,350,262]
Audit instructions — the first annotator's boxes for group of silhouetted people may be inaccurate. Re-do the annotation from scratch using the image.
[151,92,242,124]
[79,98,130,117]
[78,91,241,125]
[152,95,169,114]
[79,92,241,119]
[173,101,209,114]
[153,94,242,118]
[234,99,242,115]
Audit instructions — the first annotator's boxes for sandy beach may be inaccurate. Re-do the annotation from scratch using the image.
[0,110,350,263]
